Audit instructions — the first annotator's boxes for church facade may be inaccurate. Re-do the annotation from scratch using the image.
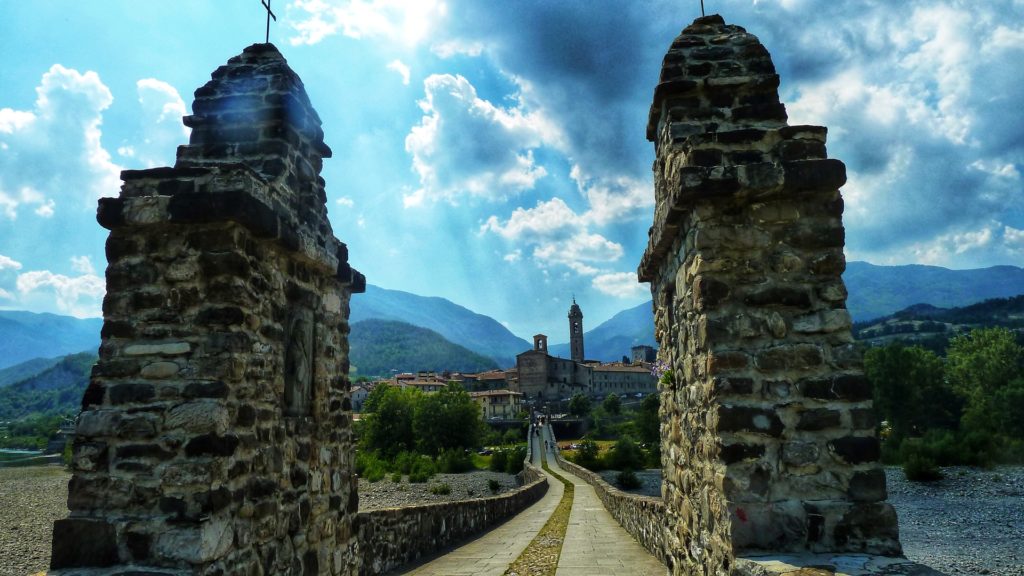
[515,300,657,402]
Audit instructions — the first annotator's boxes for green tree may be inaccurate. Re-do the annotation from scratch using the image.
[635,394,660,446]
[864,343,957,441]
[361,386,421,457]
[602,393,621,416]
[946,327,1024,435]
[607,435,645,471]
[568,393,591,417]
[412,383,482,456]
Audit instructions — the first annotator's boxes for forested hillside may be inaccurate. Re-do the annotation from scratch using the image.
[0,352,94,421]
[350,319,499,377]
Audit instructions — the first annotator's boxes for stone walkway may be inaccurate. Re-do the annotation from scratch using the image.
[546,437,666,576]
[394,427,666,576]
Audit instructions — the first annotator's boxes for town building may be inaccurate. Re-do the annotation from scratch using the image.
[470,389,524,420]
[515,300,657,402]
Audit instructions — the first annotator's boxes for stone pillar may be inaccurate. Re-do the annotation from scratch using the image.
[638,16,901,575]
[51,44,365,575]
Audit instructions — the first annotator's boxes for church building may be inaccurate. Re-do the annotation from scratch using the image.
[515,299,657,402]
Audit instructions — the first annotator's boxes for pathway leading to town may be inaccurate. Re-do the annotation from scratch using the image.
[395,426,666,576]
[545,429,665,576]
[396,431,563,576]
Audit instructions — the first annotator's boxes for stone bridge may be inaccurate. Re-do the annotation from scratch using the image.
[50,14,928,576]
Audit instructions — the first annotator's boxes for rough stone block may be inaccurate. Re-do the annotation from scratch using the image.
[848,469,887,502]
[801,374,871,401]
[797,409,841,431]
[755,344,824,372]
[718,405,784,436]
[50,518,119,568]
[828,436,880,465]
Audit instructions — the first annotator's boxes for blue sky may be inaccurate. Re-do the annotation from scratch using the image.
[0,0,1022,341]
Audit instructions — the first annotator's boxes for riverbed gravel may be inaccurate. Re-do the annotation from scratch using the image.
[0,466,71,576]
[885,465,1024,576]
[1,465,1021,575]
[357,469,520,510]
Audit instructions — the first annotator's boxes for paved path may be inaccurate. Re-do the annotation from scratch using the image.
[396,431,563,576]
[394,426,665,576]
[545,430,666,576]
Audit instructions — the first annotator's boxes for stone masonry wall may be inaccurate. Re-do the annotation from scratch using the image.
[551,441,667,564]
[356,462,548,576]
[638,16,901,576]
[51,44,365,575]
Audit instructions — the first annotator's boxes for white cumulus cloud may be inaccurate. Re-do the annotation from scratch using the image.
[592,271,648,299]
[387,59,411,85]
[0,254,23,270]
[404,74,561,205]
[0,64,121,218]
[16,269,105,318]
[288,0,444,46]
[132,78,190,168]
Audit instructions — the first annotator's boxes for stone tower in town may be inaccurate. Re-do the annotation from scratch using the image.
[638,15,900,575]
[568,298,584,362]
[50,44,364,575]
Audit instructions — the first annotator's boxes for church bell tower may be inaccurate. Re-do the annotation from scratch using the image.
[568,297,584,362]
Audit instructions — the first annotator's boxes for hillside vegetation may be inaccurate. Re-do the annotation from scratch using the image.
[854,295,1024,353]
[350,284,530,367]
[350,319,499,377]
[0,352,94,422]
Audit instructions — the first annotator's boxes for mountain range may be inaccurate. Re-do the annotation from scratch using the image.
[349,319,498,377]
[2,262,1023,376]
[349,285,530,368]
[0,311,103,371]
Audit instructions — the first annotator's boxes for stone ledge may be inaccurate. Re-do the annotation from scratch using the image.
[734,553,944,576]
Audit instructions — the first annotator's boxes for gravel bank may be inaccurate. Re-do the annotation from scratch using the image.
[885,465,1024,576]
[2,465,1021,575]
[0,466,71,576]
[358,469,520,511]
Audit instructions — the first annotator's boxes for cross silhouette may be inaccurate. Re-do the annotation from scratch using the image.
[262,0,277,44]
[700,0,706,17]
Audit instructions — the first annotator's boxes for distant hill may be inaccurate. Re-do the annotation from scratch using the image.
[543,262,1024,360]
[0,311,101,370]
[843,261,1024,322]
[351,285,530,367]
[550,301,656,362]
[0,352,95,421]
[349,319,499,377]
[0,356,62,388]
[853,295,1024,353]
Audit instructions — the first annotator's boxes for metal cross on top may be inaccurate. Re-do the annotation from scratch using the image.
[262,0,277,44]
[700,0,706,17]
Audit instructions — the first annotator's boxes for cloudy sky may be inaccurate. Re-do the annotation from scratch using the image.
[1,0,1022,340]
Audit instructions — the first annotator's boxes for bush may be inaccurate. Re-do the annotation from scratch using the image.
[437,449,474,474]
[356,451,388,483]
[903,453,943,482]
[489,449,508,472]
[390,472,402,483]
[488,479,501,493]
[504,446,527,474]
[393,451,420,475]
[429,483,451,495]
[616,469,642,490]
[408,457,436,483]
[607,436,645,471]
[572,438,603,470]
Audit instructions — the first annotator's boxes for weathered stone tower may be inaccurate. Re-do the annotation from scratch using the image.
[638,16,900,575]
[51,44,364,575]
[568,298,585,362]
